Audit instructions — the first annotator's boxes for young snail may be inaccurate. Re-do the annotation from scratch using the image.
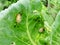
[16,14,21,23]
[39,27,45,33]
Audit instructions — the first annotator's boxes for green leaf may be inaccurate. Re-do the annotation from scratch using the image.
[51,11,60,45]
[41,5,54,26]
[0,0,48,45]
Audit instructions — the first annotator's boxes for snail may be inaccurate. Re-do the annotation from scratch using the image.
[16,14,21,23]
[39,27,45,33]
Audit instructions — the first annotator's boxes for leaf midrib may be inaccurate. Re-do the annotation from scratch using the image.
[26,15,37,45]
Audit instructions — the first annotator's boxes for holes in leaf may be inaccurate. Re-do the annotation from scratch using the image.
[11,42,13,44]
[41,0,48,7]
[45,0,48,7]
[3,6,8,10]
[8,0,11,1]
[44,42,48,45]
[14,23,17,28]
[34,16,40,22]
[14,22,20,28]
[33,16,44,24]
[44,42,47,45]
[11,42,16,45]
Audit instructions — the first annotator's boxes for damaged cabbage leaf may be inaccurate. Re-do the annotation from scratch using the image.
[0,0,48,45]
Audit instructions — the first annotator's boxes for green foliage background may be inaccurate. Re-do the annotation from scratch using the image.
[0,0,60,45]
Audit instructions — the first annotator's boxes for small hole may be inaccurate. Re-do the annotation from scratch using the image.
[3,6,8,10]
[44,42,47,45]
[14,25,16,28]
[37,20,40,22]
[11,42,13,44]
[14,22,17,28]
[8,0,11,1]
[11,42,16,45]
